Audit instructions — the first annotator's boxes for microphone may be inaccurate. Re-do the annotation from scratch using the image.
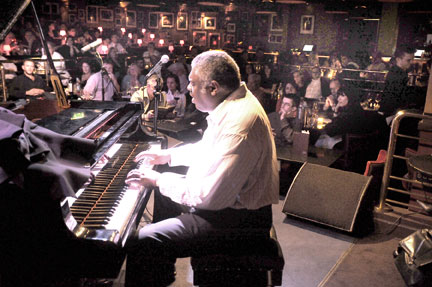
[81,38,103,53]
[101,67,108,75]
[145,55,170,78]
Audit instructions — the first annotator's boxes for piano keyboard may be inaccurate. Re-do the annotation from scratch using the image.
[65,141,161,245]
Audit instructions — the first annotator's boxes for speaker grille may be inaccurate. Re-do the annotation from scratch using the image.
[282,163,372,232]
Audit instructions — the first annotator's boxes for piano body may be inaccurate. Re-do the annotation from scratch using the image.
[0,2,167,285]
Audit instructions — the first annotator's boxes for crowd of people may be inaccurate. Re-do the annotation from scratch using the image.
[0,20,427,157]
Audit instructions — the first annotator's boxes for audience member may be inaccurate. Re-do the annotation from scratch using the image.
[268,93,303,146]
[143,42,161,67]
[9,59,47,100]
[292,70,307,98]
[41,41,70,86]
[323,79,341,115]
[109,34,127,54]
[305,66,329,100]
[82,61,120,101]
[0,55,17,80]
[130,74,167,121]
[359,51,387,80]
[76,61,93,91]
[379,45,416,117]
[121,63,145,93]
[165,73,186,118]
[0,33,20,56]
[260,63,278,95]
[21,30,41,55]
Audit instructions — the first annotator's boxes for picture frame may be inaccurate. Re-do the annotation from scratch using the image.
[161,13,174,28]
[225,34,235,44]
[115,18,122,27]
[208,32,220,48]
[69,3,77,12]
[227,23,235,33]
[177,12,188,30]
[86,6,98,24]
[204,16,216,30]
[69,14,77,24]
[268,34,283,44]
[149,12,159,29]
[193,31,207,47]
[100,9,114,22]
[115,8,122,16]
[126,10,137,28]
[300,15,314,35]
[78,9,85,20]
[50,3,59,15]
[270,14,283,32]
[191,11,202,29]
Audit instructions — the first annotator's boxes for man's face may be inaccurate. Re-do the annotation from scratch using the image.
[311,68,321,80]
[166,77,177,92]
[281,97,296,118]
[396,52,414,71]
[329,81,340,96]
[103,63,113,74]
[111,35,118,43]
[22,61,35,75]
[247,74,261,91]
[147,78,158,98]
[293,72,302,85]
[187,68,213,112]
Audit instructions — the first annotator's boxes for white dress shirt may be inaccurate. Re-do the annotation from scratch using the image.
[305,78,322,99]
[157,84,279,210]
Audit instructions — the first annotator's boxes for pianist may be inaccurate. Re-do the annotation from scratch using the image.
[8,59,47,100]
[125,50,279,286]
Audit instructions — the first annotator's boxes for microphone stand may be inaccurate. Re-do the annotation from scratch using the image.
[101,68,120,101]
[153,78,162,134]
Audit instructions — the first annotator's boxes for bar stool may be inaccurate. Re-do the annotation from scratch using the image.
[190,226,285,287]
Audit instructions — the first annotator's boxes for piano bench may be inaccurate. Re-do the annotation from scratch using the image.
[190,226,285,287]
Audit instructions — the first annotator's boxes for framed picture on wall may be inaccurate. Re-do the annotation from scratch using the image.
[177,12,188,30]
[226,34,235,44]
[204,17,216,30]
[227,23,235,33]
[69,3,77,12]
[193,31,207,47]
[86,6,98,24]
[270,14,283,32]
[100,9,114,22]
[191,11,202,29]
[69,14,77,24]
[268,34,283,44]
[300,15,314,35]
[115,8,122,16]
[208,32,220,48]
[126,10,137,27]
[161,13,174,28]
[115,18,122,27]
[78,9,85,20]
[149,12,159,29]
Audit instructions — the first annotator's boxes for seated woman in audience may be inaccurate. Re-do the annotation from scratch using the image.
[121,63,145,94]
[316,88,387,149]
[164,73,186,118]
[76,61,93,91]
[260,63,278,95]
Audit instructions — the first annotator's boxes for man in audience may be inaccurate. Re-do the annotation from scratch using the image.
[82,61,120,101]
[130,73,166,121]
[9,59,47,100]
[268,93,303,146]
[305,66,329,100]
[323,79,341,114]
[109,34,127,54]
[379,45,417,118]
[143,42,161,67]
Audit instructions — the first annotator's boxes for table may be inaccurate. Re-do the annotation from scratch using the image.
[407,154,432,213]
[277,145,344,167]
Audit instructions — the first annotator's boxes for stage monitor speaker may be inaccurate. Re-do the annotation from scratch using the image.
[282,162,372,232]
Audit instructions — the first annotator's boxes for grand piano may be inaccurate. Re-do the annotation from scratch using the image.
[0,2,166,286]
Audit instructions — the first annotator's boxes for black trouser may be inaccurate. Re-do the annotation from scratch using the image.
[125,189,272,287]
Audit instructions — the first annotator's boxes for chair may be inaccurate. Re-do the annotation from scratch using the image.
[364,149,387,205]
[341,130,380,172]
[190,226,285,287]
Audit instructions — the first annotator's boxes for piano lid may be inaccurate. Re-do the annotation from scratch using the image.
[0,0,31,42]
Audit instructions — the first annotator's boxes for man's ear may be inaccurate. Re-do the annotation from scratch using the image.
[210,80,220,96]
